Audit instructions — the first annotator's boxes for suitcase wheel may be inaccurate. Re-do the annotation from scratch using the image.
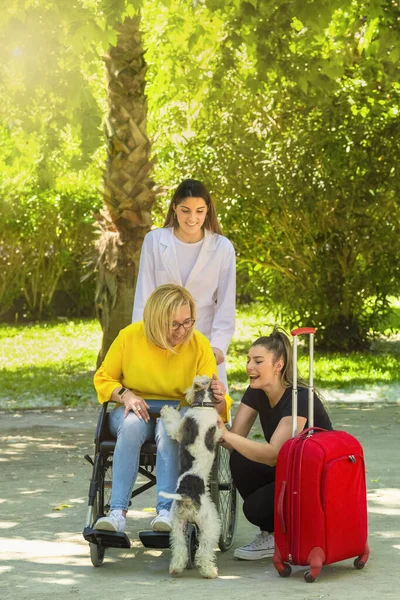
[354,557,366,570]
[304,570,316,583]
[278,563,292,578]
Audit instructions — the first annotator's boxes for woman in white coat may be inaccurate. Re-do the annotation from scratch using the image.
[132,179,236,388]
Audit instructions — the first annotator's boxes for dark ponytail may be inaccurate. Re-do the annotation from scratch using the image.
[251,327,307,388]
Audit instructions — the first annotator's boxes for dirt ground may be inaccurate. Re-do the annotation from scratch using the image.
[0,404,399,600]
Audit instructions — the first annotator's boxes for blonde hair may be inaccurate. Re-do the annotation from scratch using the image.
[143,284,196,352]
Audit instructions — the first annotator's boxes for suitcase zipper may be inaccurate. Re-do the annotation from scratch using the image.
[287,438,299,563]
[289,436,306,563]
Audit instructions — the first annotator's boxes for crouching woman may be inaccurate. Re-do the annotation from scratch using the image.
[94,284,231,534]
[217,328,332,560]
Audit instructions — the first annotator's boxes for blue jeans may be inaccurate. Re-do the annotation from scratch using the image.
[108,405,179,512]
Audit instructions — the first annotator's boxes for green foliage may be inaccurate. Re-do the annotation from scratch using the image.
[144,0,400,349]
[221,77,400,349]
[0,189,102,319]
[1,0,399,350]
[0,0,108,319]
[0,0,154,320]
[0,101,104,318]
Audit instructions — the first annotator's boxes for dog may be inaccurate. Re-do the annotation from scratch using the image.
[160,375,222,579]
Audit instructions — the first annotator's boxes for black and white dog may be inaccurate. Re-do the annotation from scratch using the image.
[160,375,222,578]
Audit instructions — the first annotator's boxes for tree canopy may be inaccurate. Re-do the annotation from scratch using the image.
[0,0,399,349]
[144,0,400,348]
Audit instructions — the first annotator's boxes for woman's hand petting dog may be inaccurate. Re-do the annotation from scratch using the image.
[216,416,233,452]
[210,373,225,398]
[210,374,226,414]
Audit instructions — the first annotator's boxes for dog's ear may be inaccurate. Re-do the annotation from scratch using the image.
[186,375,211,405]
[185,385,193,405]
[193,380,205,392]
[193,375,211,391]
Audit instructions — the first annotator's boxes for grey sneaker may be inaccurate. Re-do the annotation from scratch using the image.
[234,531,275,560]
[151,509,172,532]
[95,510,126,533]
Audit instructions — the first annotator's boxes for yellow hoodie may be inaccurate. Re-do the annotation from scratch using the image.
[94,322,232,422]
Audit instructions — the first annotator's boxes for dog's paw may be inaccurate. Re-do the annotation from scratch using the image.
[169,566,184,577]
[161,406,181,440]
[200,566,218,579]
[160,405,175,419]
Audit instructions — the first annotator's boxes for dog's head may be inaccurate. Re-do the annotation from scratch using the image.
[185,375,214,407]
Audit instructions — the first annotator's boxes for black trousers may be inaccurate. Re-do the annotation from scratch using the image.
[230,450,276,533]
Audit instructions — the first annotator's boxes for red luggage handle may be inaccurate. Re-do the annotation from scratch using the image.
[298,426,328,437]
[291,327,316,336]
[291,326,316,436]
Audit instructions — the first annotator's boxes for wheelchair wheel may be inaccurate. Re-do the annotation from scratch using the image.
[93,457,113,525]
[185,523,198,570]
[210,445,238,551]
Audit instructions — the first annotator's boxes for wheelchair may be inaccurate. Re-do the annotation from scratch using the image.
[82,400,238,568]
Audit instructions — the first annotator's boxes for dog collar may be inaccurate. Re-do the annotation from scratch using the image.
[191,401,215,408]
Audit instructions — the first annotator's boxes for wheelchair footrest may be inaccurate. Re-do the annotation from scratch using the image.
[83,527,131,549]
[139,530,170,549]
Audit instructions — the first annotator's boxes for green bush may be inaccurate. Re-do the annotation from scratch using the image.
[0,190,101,320]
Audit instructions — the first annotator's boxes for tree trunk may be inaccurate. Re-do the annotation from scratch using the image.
[96,15,155,365]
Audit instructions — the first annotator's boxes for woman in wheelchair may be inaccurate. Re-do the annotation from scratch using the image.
[93,284,232,535]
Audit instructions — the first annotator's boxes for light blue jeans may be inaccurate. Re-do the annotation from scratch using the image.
[108,405,179,512]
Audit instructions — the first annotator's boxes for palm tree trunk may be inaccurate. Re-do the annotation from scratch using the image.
[96,15,155,364]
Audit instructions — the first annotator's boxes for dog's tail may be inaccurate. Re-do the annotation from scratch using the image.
[159,491,182,500]
[160,491,193,505]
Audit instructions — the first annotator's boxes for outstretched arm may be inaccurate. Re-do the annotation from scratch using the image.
[217,402,257,452]
[218,414,307,466]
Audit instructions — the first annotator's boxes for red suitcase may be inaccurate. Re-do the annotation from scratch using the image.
[272,327,370,582]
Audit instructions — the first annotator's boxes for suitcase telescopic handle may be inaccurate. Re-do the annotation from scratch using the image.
[290,327,316,437]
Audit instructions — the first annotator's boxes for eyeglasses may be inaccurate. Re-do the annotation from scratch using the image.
[170,318,196,332]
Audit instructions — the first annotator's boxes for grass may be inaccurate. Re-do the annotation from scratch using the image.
[0,320,102,409]
[0,302,399,409]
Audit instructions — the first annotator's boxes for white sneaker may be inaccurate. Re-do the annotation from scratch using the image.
[234,531,275,560]
[151,509,172,532]
[95,510,126,533]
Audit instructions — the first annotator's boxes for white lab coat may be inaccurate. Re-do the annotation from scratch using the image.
[132,227,236,387]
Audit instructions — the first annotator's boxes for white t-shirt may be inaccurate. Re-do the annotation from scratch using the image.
[173,235,204,286]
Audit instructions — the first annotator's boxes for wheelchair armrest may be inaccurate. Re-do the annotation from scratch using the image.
[146,399,180,416]
[94,402,113,446]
